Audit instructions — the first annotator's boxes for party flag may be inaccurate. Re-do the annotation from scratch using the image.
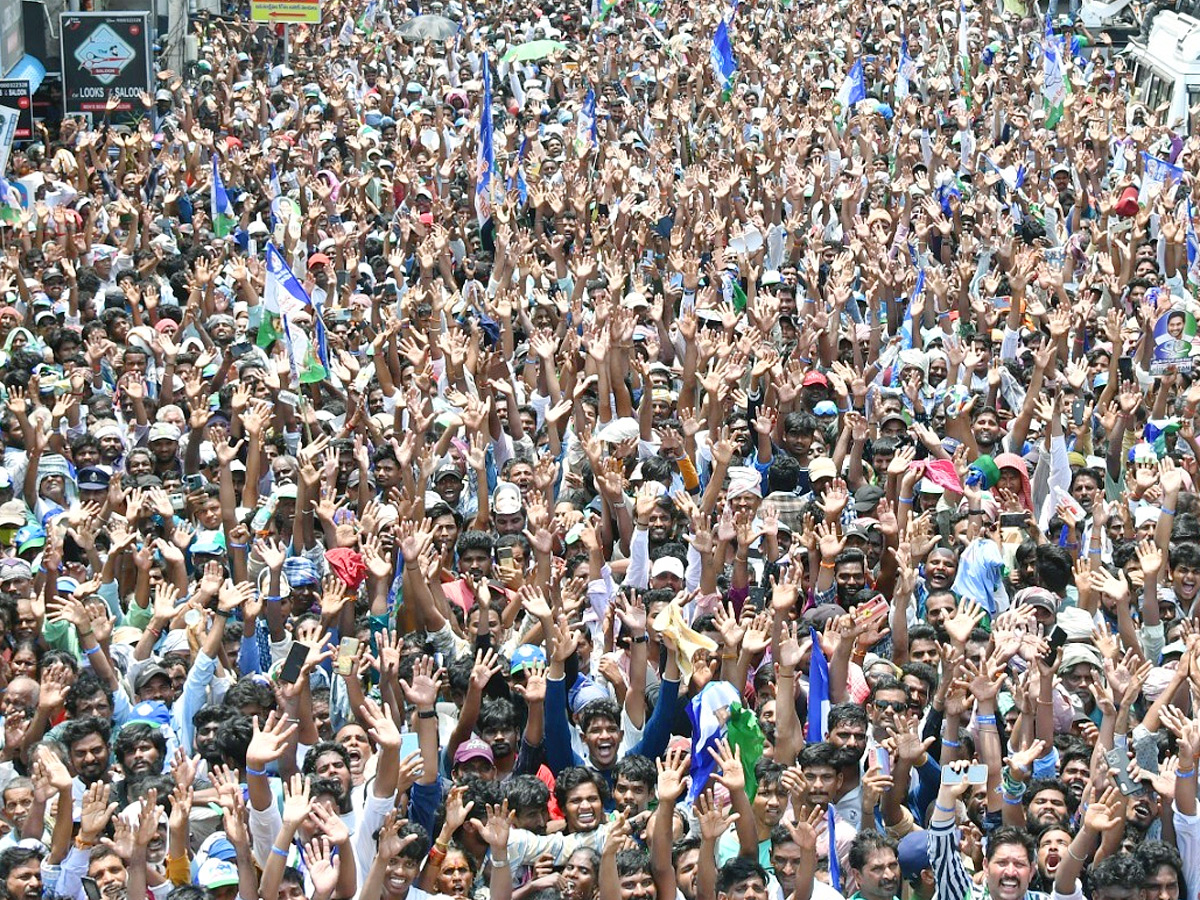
[726,701,765,800]
[1042,18,1068,127]
[899,268,925,351]
[211,157,236,238]
[575,87,598,155]
[710,20,737,100]
[806,628,830,744]
[828,804,841,891]
[475,53,496,225]
[837,59,866,112]
[688,681,741,801]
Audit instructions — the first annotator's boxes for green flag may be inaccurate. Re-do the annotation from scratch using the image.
[726,702,766,800]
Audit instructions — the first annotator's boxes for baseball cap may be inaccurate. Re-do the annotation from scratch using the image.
[809,456,837,482]
[197,859,240,889]
[433,463,464,483]
[651,557,685,580]
[135,664,173,693]
[897,831,932,881]
[1015,587,1058,615]
[802,371,829,387]
[0,558,32,583]
[453,738,495,767]
[14,525,44,554]
[126,700,171,728]
[813,400,839,417]
[1060,644,1102,672]
[493,483,523,516]
[854,484,885,514]
[148,423,182,444]
[0,501,26,527]
[189,531,227,556]
[510,644,547,674]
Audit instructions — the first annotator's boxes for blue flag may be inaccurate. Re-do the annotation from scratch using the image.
[269,163,282,228]
[475,52,496,224]
[211,157,236,237]
[837,59,866,111]
[896,40,915,100]
[710,20,737,96]
[688,681,741,801]
[575,87,597,154]
[827,804,841,891]
[264,242,310,316]
[899,268,925,351]
[806,628,830,744]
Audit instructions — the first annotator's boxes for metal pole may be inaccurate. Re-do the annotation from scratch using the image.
[283,21,289,65]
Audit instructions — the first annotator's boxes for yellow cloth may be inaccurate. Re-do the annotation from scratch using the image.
[652,602,717,683]
[678,455,700,491]
[166,853,192,887]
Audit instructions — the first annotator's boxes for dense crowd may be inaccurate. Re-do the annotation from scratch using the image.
[0,1,1196,900]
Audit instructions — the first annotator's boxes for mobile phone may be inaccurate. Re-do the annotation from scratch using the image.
[230,340,253,359]
[999,512,1026,529]
[170,493,186,513]
[1106,747,1144,795]
[1133,737,1160,776]
[856,596,888,621]
[1072,398,1087,426]
[184,473,205,492]
[279,642,309,684]
[875,747,890,776]
[941,767,965,785]
[337,637,360,677]
[497,546,514,567]
[82,878,101,900]
[1118,357,1135,383]
[1044,625,1068,664]
[400,732,421,761]
[967,764,989,784]
[278,389,300,408]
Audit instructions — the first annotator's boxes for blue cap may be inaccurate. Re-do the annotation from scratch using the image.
[510,644,547,674]
[15,524,45,553]
[55,576,80,595]
[897,831,931,880]
[189,531,227,556]
[127,700,171,728]
[813,400,839,417]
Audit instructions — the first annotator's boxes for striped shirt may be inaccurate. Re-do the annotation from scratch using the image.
[928,819,1052,900]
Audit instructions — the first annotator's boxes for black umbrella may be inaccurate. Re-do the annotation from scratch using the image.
[397,14,459,41]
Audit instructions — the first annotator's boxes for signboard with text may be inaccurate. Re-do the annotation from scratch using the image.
[0,81,32,141]
[59,12,151,124]
[250,0,321,22]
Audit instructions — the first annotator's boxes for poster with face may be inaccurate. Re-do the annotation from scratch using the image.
[1152,305,1197,374]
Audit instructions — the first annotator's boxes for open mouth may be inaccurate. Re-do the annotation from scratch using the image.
[576,809,597,827]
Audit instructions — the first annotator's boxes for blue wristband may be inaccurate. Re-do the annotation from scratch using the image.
[1179,769,1196,779]
[271,847,289,858]
[899,496,914,504]
[976,714,997,725]
[83,645,101,656]
[246,767,268,778]
[942,738,961,748]
[1003,795,1025,805]
[265,595,282,603]
[1163,507,1176,516]
[934,802,956,813]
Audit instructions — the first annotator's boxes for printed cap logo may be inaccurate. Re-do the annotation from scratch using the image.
[75,25,137,85]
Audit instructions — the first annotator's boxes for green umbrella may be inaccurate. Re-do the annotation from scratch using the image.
[501,39,569,63]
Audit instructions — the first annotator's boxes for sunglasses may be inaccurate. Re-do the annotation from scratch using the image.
[874,700,908,713]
